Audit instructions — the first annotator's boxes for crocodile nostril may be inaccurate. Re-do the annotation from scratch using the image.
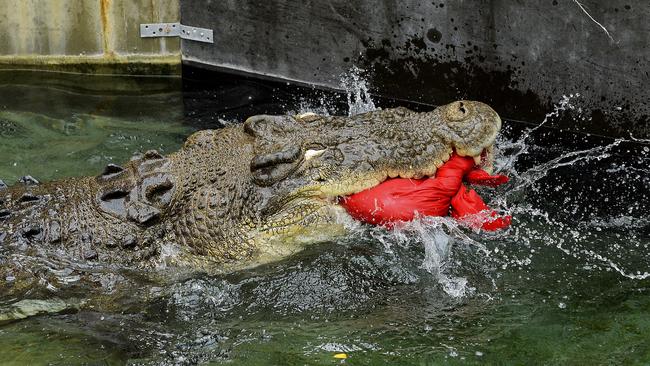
[459,102,467,114]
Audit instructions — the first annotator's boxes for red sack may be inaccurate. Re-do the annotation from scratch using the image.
[450,185,512,231]
[340,153,511,231]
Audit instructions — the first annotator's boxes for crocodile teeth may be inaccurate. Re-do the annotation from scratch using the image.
[297,112,317,118]
[421,166,437,177]
[473,155,482,166]
[304,149,326,161]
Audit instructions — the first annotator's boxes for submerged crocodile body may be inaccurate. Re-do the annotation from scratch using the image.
[0,101,502,276]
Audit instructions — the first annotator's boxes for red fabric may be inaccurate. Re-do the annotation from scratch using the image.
[340,153,511,231]
[450,185,512,231]
[465,169,509,187]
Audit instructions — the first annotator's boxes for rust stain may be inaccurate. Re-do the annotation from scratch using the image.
[100,0,114,57]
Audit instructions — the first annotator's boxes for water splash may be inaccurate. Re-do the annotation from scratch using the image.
[504,138,623,198]
[489,95,650,281]
[296,95,338,117]
[328,93,649,295]
[340,66,377,116]
[359,92,650,291]
[363,216,484,298]
[294,66,377,117]
[495,94,580,174]
[419,228,475,298]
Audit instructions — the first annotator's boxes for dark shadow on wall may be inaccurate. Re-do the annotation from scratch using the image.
[181,0,649,139]
[357,36,649,139]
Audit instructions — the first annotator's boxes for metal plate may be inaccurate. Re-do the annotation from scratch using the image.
[140,23,213,44]
[180,25,214,44]
[140,23,180,38]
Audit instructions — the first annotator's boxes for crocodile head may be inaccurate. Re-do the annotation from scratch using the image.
[244,100,501,246]
[0,100,502,271]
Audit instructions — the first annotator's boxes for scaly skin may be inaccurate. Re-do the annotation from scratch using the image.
[0,101,502,274]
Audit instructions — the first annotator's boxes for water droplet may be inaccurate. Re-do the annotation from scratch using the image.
[340,66,376,116]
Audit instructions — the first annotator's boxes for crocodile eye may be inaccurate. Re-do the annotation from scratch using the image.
[250,145,301,170]
[250,145,302,186]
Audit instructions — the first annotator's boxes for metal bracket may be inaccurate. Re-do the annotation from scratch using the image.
[140,22,213,44]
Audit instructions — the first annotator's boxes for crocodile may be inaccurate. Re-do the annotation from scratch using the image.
[0,101,502,283]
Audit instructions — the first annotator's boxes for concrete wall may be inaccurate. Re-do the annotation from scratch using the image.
[182,0,649,138]
[0,0,180,74]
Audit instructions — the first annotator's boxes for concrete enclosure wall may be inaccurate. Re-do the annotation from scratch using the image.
[0,0,181,74]
[182,0,649,138]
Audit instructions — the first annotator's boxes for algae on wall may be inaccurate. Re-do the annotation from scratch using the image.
[0,0,180,74]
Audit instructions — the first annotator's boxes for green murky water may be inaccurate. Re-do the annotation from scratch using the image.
[0,70,192,182]
[1,71,649,365]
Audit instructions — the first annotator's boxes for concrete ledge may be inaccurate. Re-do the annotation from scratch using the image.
[0,54,181,75]
[0,0,180,75]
